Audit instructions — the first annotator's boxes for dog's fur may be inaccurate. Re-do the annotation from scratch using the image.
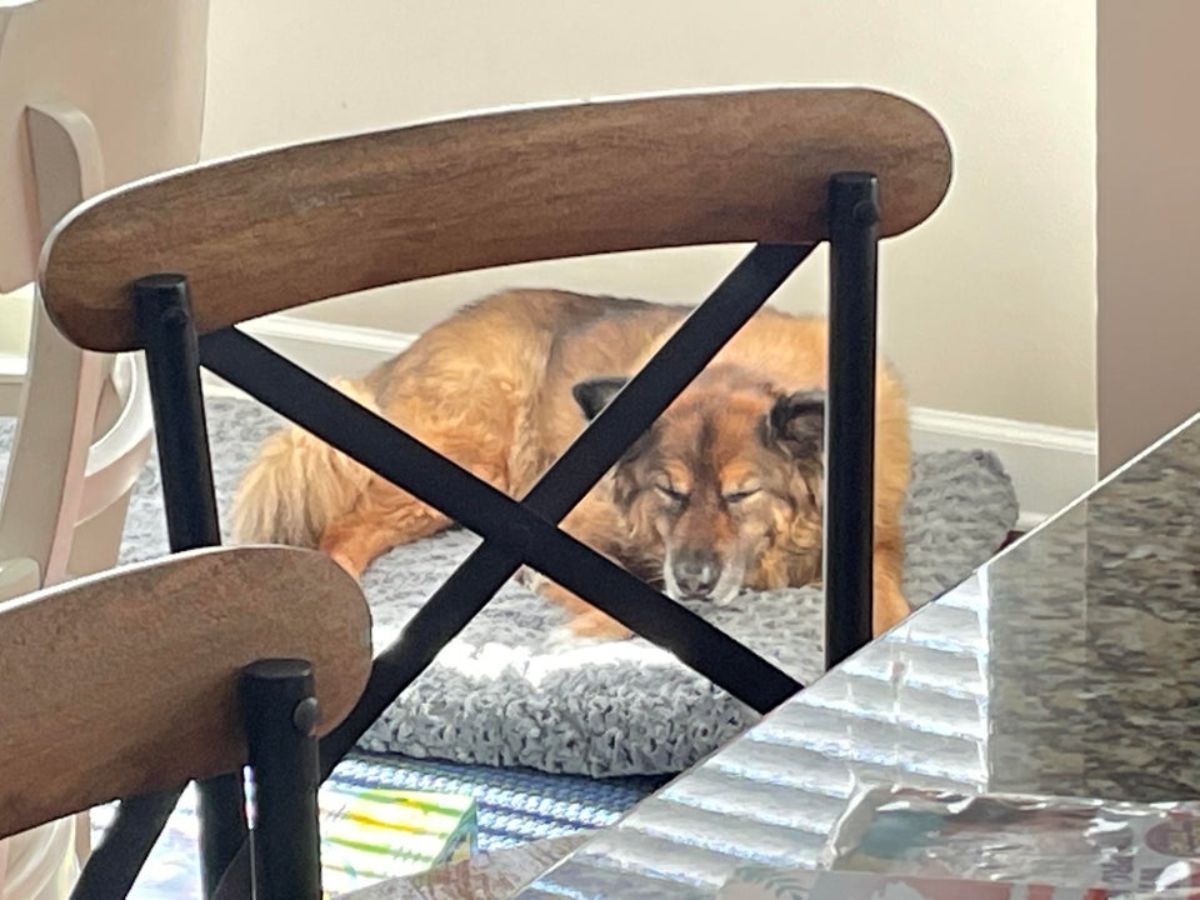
[233,290,911,637]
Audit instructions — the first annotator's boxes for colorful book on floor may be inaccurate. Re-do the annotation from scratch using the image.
[319,781,478,896]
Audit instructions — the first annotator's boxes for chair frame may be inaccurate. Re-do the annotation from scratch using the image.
[0,99,156,878]
[0,104,155,595]
[41,88,950,899]
[105,180,873,900]
[0,544,370,900]
[73,661,323,900]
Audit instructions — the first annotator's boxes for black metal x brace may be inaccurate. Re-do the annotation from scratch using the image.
[75,173,882,900]
[199,243,812,742]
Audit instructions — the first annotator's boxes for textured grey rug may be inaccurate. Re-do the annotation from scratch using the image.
[6,396,1018,777]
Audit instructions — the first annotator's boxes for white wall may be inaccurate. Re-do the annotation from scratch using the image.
[202,0,1096,430]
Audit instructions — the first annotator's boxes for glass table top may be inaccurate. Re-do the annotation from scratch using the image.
[519,415,1200,897]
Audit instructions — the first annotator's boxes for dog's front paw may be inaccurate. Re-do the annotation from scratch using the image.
[566,609,632,641]
[324,549,365,582]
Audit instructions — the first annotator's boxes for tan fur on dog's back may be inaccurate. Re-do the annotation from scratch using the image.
[232,291,604,548]
[234,288,912,637]
[232,380,378,546]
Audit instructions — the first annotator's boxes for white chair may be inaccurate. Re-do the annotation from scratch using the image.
[0,0,208,894]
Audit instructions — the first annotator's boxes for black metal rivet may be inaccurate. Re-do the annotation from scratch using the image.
[292,697,320,735]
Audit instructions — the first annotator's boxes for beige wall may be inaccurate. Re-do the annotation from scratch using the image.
[201,0,1096,428]
[1097,1,1200,472]
[0,0,207,356]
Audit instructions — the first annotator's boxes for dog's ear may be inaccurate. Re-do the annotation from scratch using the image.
[572,377,629,420]
[764,390,825,459]
[573,377,655,484]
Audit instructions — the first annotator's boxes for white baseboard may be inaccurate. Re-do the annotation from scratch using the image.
[242,314,412,377]
[230,314,1099,530]
[909,408,1096,531]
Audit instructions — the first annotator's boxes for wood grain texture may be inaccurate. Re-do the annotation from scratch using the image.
[40,87,951,352]
[0,545,372,840]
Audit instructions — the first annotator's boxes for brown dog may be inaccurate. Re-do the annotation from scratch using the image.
[233,289,911,638]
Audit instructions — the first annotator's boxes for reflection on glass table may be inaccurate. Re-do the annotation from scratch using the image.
[519,415,1200,897]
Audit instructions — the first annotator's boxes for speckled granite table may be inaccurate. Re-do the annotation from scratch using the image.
[515,416,1200,897]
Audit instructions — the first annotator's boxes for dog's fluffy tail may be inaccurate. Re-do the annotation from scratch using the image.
[232,380,377,547]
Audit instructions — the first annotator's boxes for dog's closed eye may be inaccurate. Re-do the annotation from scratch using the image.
[655,483,689,504]
[723,488,761,504]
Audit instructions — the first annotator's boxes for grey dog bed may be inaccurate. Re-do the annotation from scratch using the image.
[105,397,1016,777]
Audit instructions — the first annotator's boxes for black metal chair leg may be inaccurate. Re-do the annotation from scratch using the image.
[133,275,249,896]
[71,789,185,899]
[825,172,881,668]
[241,659,322,900]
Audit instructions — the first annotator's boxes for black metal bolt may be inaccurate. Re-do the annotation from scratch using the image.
[293,697,321,735]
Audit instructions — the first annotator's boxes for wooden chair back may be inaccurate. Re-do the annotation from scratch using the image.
[39,87,951,352]
[0,545,372,841]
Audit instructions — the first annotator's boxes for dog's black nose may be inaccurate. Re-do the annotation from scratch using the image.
[674,551,721,598]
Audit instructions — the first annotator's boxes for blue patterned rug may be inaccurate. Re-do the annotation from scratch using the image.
[336,753,667,850]
[91,753,668,898]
